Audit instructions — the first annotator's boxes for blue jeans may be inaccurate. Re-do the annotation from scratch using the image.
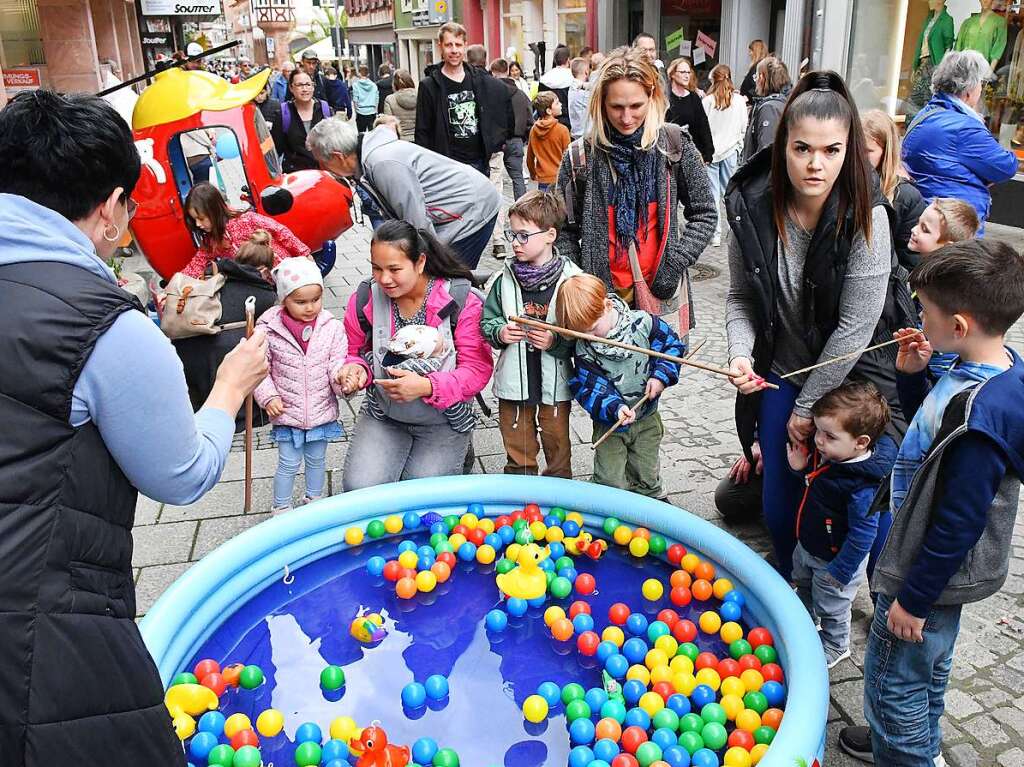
[450,213,499,270]
[757,373,804,580]
[706,149,740,238]
[273,438,328,508]
[864,593,962,765]
[792,543,866,656]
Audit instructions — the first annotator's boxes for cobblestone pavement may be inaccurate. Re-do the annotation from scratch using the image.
[130,216,1024,766]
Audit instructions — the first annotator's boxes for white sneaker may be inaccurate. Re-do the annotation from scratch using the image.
[934,755,947,767]
[826,647,851,669]
[711,233,722,247]
[271,505,292,517]
[301,494,323,505]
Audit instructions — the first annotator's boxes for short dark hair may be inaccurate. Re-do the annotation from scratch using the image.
[579,46,594,58]
[633,32,656,46]
[0,91,140,222]
[508,190,566,232]
[533,91,558,114]
[811,381,890,444]
[489,58,510,76]
[910,239,1024,336]
[553,46,571,67]
[358,64,369,76]
[377,62,392,77]
[466,44,487,68]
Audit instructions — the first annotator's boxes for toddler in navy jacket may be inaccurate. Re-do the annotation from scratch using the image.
[787,381,896,668]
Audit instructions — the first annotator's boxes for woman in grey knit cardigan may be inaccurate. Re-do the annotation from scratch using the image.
[554,47,717,329]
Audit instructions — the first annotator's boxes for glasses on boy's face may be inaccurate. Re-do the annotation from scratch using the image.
[503,228,546,245]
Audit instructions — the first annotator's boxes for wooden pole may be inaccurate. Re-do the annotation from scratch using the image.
[244,296,256,514]
[509,315,780,390]
[591,393,650,450]
[779,333,923,380]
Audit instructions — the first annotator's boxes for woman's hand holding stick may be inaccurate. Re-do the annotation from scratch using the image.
[779,330,928,379]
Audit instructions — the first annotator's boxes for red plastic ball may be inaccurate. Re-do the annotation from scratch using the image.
[468,528,487,546]
[609,603,631,625]
[695,652,719,671]
[652,681,674,701]
[666,543,687,565]
[728,728,755,750]
[525,510,544,524]
[524,503,542,517]
[383,560,403,582]
[656,609,680,628]
[669,586,692,607]
[200,672,226,697]
[575,574,596,595]
[577,631,601,656]
[193,659,220,680]
[717,658,741,679]
[569,600,592,619]
[230,729,260,750]
[494,515,511,529]
[748,627,774,648]
[400,567,417,581]
[437,552,456,568]
[620,725,648,754]
[761,663,785,683]
[738,654,763,672]
[452,524,470,537]
[510,510,525,521]
[672,619,697,643]
[611,756,640,767]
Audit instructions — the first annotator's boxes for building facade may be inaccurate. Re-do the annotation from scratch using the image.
[349,0,396,74]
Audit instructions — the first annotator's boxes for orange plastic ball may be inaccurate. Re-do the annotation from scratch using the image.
[222,663,244,688]
[396,577,418,599]
[680,553,700,573]
[632,527,651,541]
[613,525,634,546]
[670,570,692,589]
[551,617,575,641]
[712,578,735,600]
[761,708,784,730]
[693,560,716,581]
[431,561,452,583]
[691,579,713,601]
[595,717,622,742]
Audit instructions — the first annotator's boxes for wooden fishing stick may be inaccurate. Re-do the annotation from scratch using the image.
[509,315,779,390]
[780,331,926,379]
[591,393,650,450]
[244,296,256,513]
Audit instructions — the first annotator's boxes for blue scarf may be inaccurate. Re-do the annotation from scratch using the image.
[890,360,1007,512]
[607,127,659,259]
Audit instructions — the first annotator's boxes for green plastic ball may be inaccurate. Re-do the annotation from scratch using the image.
[295,741,322,766]
[320,665,346,690]
[550,507,567,521]
[545,570,555,586]
[680,713,704,734]
[495,558,516,574]
[549,576,572,598]
[677,642,700,662]
[443,515,460,531]
[512,519,528,532]
[430,532,447,548]
[366,520,387,539]
[677,730,704,755]
[432,747,460,767]
[651,708,680,732]
[561,682,586,705]
[601,698,627,723]
[232,745,261,767]
[555,556,575,572]
[602,517,621,535]
[743,691,769,715]
[514,529,533,545]
[754,644,778,665]
[564,699,591,722]
[648,535,667,555]
[701,721,728,750]
[238,664,264,690]
[754,725,777,745]
[171,672,197,686]
[635,741,663,767]
[729,639,753,660]
[207,744,235,767]
[700,702,727,726]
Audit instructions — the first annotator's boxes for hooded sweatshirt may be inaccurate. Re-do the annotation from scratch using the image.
[538,66,574,130]
[352,77,380,116]
[384,88,419,140]
[526,115,571,184]
[359,125,501,242]
[0,193,234,504]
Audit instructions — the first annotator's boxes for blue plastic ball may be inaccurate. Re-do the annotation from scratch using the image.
[467,502,485,517]
[626,612,649,636]
[600,698,627,723]
[498,525,516,544]
[719,600,742,622]
[558,566,579,582]
[761,680,786,707]
[595,641,619,663]
[623,707,651,729]
[486,609,509,632]
[419,554,436,569]
[403,511,422,529]
[485,533,503,549]
[652,727,677,751]
[622,679,646,706]
[398,540,417,554]
[544,515,561,527]
[418,544,435,560]
[322,739,349,762]
[412,737,438,764]
[691,748,719,767]
[604,652,629,678]
[366,556,387,577]
[568,746,595,767]
[548,541,565,559]
[295,722,322,745]
[562,520,581,537]
[587,761,611,767]
[189,731,218,760]
[424,674,449,700]
[593,738,620,762]
[540,558,556,573]
[401,682,427,708]
[666,693,691,717]
[430,521,447,536]
[458,542,478,562]
[663,745,692,767]
[569,717,596,745]
[506,597,528,616]
[584,687,609,712]
[197,710,225,736]
[647,620,671,642]
[690,683,716,709]
[723,590,746,608]
[528,595,547,608]
[573,613,595,633]
[324,761,347,767]
[623,637,649,664]
[537,680,562,706]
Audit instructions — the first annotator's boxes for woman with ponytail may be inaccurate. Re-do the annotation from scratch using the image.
[701,64,748,247]
[338,221,494,489]
[725,70,908,582]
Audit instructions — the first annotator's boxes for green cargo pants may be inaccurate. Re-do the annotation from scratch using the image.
[591,411,665,498]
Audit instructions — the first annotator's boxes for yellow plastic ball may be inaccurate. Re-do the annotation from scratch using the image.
[544,606,566,626]
[641,578,664,600]
[613,525,633,546]
[505,543,522,563]
[255,708,284,737]
[478,518,495,534]
[724,746,753,767]
[529,521,547,540]
[383,515,403,534]
[736,708,762,733]
[224,713,252,738]
[329,715,358,742]
[750,744,770,765]
[672,672,697,696]
[602,625,625,647]
[545,526,565,543]
[629,537,650,558]
[344,527,364,545]
[670,655,695,676]
[680,553,700,573]
[523,694,549,723]
[415,570,437,592]
[398,550,419,570]
[699,610,722,635]
[654,635,678,658]
[719,693,745,721]
[476,544,496,564]
[644,648,669,670]
[650,665,674,685]
[694,667,722,692]
[450,533,468,551]
[720,621,744,644]
[740,668,765,692]
[720,676,746,699]
[565,511,584,526]
[459,512,479,529]
[638,691,665,716]
[713,578,735,600]
[626,665,651,685]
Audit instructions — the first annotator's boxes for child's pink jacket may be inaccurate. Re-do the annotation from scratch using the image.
[181,211,312,278]
[254,306,347,430]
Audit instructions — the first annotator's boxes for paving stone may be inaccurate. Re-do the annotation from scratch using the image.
[193,513,272,560]
[830,679,866,725]
[948,743,982,767]
[131,521,196,567]
[135,562,192,616]
[992,706,1024,738]
[960,713,1009,746]
[997,747,1024,767]
[160,478,276,521]
[945,688,985,720]
[134,494,161,525]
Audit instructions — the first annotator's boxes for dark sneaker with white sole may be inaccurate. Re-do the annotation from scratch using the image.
[838,725,874,763]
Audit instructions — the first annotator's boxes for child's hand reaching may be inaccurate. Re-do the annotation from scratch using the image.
[617,405,637,426]
[893,328,932,375]
[786,440,810,471]
[644,377,666,400]
[265,397,285,418]
[499,322,528,345]
[337,364,368,395]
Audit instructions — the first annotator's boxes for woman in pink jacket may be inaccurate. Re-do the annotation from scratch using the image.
[254,257,347,513]
[338,221,494,490]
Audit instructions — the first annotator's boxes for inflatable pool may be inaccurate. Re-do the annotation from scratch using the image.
[142,476,827,767]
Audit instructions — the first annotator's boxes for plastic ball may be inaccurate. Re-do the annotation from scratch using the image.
[721,677,745,699]
[223,714,252,739]
[626,613,650,637]
[412,737,439,764]
[189,731,219,760]
[570,746,597,767]
[648,534,667,555]
[629,537,650,558]
[720,693,745,721]
[750,744,769,765]
[753,725,776,745]
[645,648,669,671]
[717,621,741,645]
[475,544,496,564]
[565,699,592,722]
[574,572,597,595]
[523,693,549,722]
[236,665,263,690]
[198,710,226,736]
[577,630,601,656]
[320,665,346,691]
[613,526,634,546]
[397,550,418,569]
[457,541,477,562]
[550,576,573,599]
[570,717,597,745]
[760,681,785,707]
[396,577,418,599]
[363,520,385,539]
[485,608,509,632]
[761,708,784,730]
[609,603,631,625]
[666,693,691,717]
[322,740,350,763]
[690,684,716,710]
[293,722,321,745]
[233,743,262,767]
[743,691,768,715]
[651,665,674,686]
[635,741,663,767]
[740,668,764,692]
[415,569,438,593]
[669,586,692,608]
[595,716,623,742]
[253,708,283,738]
[585,687,610,712]
[735,709,762,733]
[605,653,629,678]
[691,748,719,767]
[670,621,696,646]
[747,627,773,649]
[171,672,198,686]
[641,578,664,600]
[639,691,665,717]
[672,672,697,697]
[694,668,721,693]
[622,678,646,705]
[623,707,651,730]
[206,744,235,767]
[431,561,452,583]
[424,674,449,700]
[365,556,387,577]
[402,682,427,708]
[652,708,680,733]
[594,737,621,762]
[753,644,778,665]
[601,698,628,723]
[723,748,751,767]
[626,665,651,687]
[612,756,641,767]
[551,617,575,641]
[572,613,596,633]
[506,597,527,617]
[560,682,585,704]
[760,663,784,684]
[727,728,755,750]
[543,605,566,626]
[620,725,648,754]
[602,626,626,647]
[719,600,742,623]
[717,658,741,680]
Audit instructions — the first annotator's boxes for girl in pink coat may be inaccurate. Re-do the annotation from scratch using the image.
[254,258,347,513]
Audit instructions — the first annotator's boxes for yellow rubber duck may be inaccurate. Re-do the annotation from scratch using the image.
[496,543,550,600]
[563,531,594,556]
[164,683,219,740]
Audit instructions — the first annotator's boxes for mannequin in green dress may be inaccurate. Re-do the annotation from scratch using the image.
[955,0,1008,69]
[911,0,956,107]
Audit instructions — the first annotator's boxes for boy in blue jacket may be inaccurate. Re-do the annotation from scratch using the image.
[839,240,1024,765]
[786,381,897,668]
[556,274,684,499]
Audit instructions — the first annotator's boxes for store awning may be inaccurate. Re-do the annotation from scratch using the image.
[347,25,396,45]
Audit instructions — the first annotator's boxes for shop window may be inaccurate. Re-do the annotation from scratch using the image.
[660,0,723,84]
[0,0,44,68]
[558,0,587,55]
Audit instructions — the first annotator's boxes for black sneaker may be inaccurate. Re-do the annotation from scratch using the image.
[838,725,874,763]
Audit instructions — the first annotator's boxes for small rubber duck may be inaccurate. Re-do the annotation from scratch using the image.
[495,543,550,599]
[563,531,594,556]
[351,724,410,767]
[584,538,608,560]
[350,612,387,644]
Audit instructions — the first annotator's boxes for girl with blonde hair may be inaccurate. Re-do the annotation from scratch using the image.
[740,39,768,101]
[665,56,714,162]
[702,64,748,246]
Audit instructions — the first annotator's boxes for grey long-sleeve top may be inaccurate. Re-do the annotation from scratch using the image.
[726,206,891,417]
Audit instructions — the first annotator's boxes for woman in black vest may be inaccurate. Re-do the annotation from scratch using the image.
[272,68,333,172]
[0,92,268,765]
[724,71,904,581]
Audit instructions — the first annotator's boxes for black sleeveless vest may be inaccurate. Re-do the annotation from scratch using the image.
[0,261,183,765]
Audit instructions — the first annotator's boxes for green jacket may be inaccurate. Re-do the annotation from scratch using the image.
[914,8,954,71]
[480,257,581,404]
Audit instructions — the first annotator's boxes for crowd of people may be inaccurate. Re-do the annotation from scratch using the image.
[0,21,1022,767]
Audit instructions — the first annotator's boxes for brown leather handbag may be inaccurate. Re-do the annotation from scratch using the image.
[159,263,244,339]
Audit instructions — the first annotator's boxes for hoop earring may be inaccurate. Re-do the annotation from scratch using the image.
[103,223,121,243]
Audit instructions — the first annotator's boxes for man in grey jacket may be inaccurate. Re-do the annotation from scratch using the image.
[307,118,500,269]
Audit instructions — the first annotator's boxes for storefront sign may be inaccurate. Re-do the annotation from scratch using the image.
[140,0,221,16]
[3,69,41,90]
[665,26,685,51]
[142,33,172,46]
[695,29,716,57]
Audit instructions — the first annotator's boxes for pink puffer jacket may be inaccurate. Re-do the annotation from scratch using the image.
[254,306,347,430]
